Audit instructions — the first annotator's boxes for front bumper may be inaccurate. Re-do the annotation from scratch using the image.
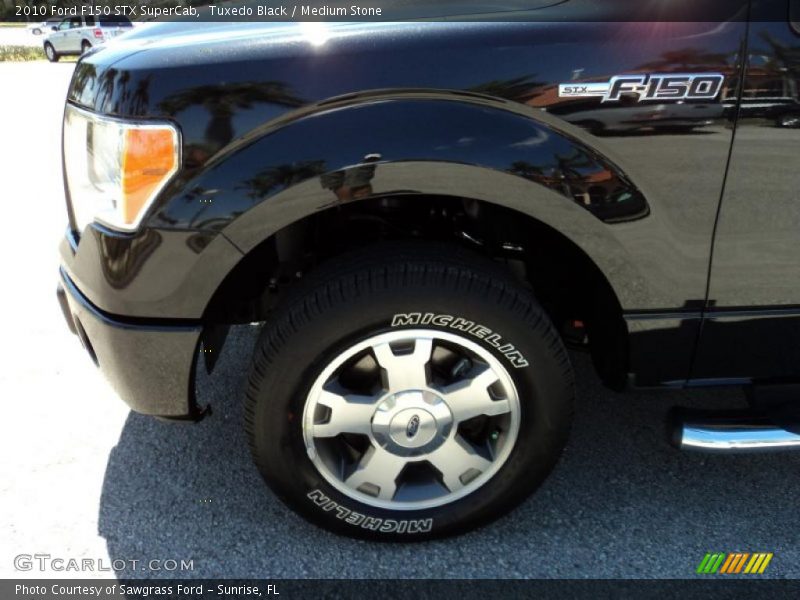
[58,267,203,418]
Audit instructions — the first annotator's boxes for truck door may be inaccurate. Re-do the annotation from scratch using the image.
[693,0,800,383]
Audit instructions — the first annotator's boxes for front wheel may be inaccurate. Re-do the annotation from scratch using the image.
[44,43,59,63]
[245,243,574,540]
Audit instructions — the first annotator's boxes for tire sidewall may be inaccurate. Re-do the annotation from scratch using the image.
[249,278,572,540]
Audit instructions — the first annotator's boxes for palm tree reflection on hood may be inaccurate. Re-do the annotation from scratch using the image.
[239,160,328,201]
[159,81,305,166]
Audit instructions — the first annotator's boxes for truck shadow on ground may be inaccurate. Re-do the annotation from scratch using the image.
[98,325,800,579]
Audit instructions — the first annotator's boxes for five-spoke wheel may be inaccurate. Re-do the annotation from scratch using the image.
[245,243,573,539]
[303,330,520,509]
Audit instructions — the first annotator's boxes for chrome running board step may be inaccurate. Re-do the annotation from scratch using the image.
[669,408,800,453]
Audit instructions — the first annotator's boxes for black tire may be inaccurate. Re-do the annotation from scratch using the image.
[245,242,574,540]
[81,41,92,54]
[44,43,59,63]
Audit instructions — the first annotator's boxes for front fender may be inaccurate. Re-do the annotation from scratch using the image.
[148,97,657,309]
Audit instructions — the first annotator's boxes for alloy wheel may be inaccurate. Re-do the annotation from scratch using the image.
[302,329,521,510]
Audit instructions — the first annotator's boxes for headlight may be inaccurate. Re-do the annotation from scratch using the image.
[64,104,180,233]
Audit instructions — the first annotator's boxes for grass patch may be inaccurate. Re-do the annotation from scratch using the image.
[0,22,28,28]
[0,45,45,61]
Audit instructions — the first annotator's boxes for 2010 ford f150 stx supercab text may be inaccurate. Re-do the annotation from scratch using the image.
[56,0,800,539]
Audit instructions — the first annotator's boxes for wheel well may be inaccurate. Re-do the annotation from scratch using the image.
[203,195,628,389]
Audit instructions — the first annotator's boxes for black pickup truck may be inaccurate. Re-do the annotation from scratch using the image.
[57,1,800,539]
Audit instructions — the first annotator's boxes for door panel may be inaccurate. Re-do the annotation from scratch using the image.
[65,18,83,53]
[51,21,70,52]
[709,21,800,307]
[695,0,800,383]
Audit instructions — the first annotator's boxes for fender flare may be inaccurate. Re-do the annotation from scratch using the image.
[149,96,654,311]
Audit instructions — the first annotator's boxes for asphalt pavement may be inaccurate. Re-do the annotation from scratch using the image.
[1,60,799,581]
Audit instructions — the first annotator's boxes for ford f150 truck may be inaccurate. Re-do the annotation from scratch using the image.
[57,0,800,539]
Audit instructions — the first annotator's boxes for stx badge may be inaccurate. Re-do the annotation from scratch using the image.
[559,73,724,103]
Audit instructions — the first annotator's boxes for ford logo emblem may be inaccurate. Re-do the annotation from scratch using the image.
[406,415,420,438]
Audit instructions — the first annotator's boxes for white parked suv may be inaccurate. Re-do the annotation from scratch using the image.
[43,16,132,62]
[27,18,61,36]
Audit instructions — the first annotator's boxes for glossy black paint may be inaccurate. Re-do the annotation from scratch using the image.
[56,1,800,416]
[692,308,800,384]
[63,17,748,312]
[693,4,800,384]
[155,98,648,230]
[708,15,800,307]
[58,268,202,417]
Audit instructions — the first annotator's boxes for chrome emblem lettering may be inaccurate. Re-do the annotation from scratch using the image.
[559,73,724,103]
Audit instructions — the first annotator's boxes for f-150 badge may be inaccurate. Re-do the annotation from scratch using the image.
[559,73,724,103]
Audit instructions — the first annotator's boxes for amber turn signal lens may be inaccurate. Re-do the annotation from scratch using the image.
[121,128,179,227]
[64,105,181,232]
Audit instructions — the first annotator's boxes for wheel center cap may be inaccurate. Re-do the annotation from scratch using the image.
[371,390,453,456]
[389,408,437,448]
